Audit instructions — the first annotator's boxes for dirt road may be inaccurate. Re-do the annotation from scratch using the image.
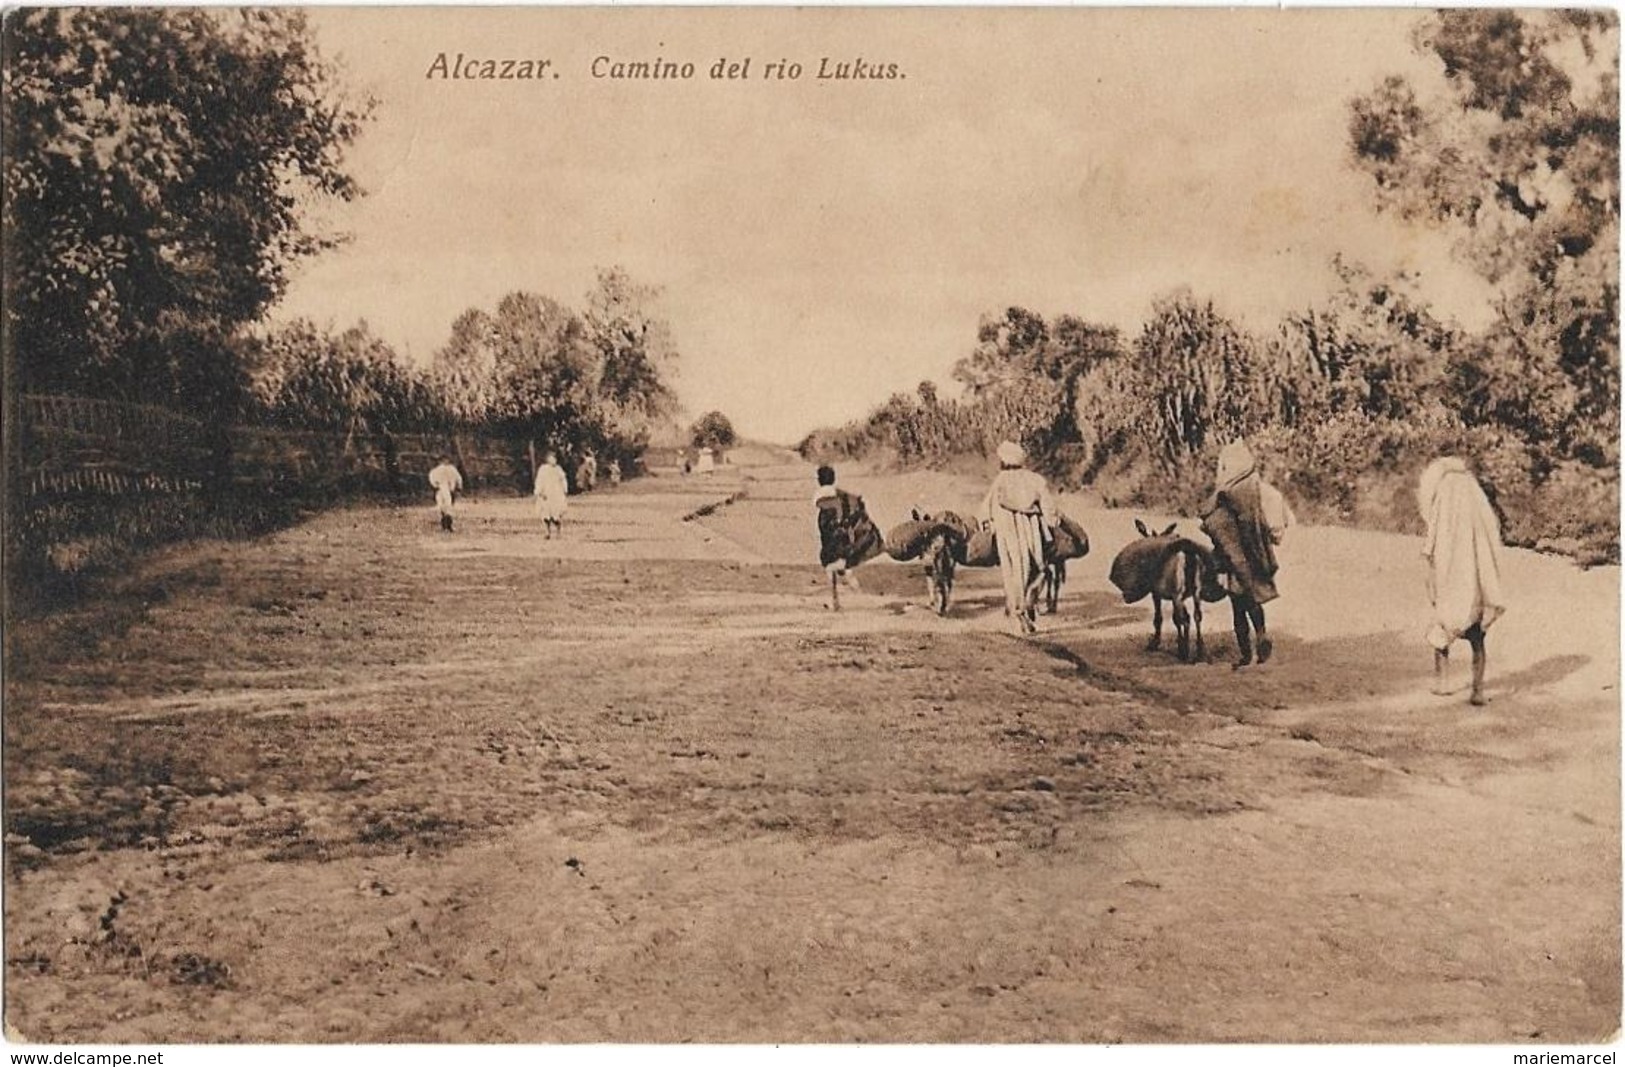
[4,455,1619,1042]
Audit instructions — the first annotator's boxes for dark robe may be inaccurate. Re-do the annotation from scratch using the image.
[1200,479,1278,604]
[817,489,883,568]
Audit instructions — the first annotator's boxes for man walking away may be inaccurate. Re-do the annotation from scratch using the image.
[1419,456,1507,706]
[980,441,1057,635]
[814,464,882,610]
[1200,440,1293,667]
[428,455,463,533]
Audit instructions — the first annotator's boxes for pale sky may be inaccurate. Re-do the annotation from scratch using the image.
[275,7,1495,443]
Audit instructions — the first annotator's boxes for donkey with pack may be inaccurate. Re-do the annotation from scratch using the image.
[1108,519,1225,663]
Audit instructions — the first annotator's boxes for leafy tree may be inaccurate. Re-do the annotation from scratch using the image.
[430,271,679,462]
[953,307,1051,397]
[584,267,681,451]
[430,308,501,423]
[1039,316,1126,446]
[1079,292,1266,467]
[3,8,373,408]
[587,269,679,417]
[951,307,1125,461]
[490,292,600,430]
[690,411,737,452]
[431,293,595,427]
[1275,257,1460,424]
[246,320,440,434]
[1348,9,1619,464]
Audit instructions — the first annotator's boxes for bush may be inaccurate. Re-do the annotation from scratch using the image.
[803,284,1618,564]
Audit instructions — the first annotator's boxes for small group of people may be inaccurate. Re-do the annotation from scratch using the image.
[570,450,620,491]
[426,447,626,541]
[681,447,718,476]
[813,437,1508,704]
[1198,440,1507,701]
[576,452,598,493]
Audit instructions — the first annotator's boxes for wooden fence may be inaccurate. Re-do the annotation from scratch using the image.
[10,395,542,576]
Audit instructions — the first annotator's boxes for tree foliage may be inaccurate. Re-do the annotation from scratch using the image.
[429,268,680,462]
[1349,9,1620,465]
[800,308,1121,472]
[3,8,373,407]
[587,267,681,438]
[244,320,442,434]
[689,411,738,452]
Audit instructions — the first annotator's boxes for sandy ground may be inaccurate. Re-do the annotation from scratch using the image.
[3,452,1619,1043]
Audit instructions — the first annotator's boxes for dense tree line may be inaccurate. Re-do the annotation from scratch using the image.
[3,8,372,413]
[236,267,680,470]
[423,268,680,466]
[4,9,679,482]
[802,12,1619,562]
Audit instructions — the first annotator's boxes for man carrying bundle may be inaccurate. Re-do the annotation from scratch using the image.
[814,464,882,610]
[1200,440,1294,668]
[980,441,1058,635]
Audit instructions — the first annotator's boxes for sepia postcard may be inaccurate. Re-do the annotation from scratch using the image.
[2,4,1619,1053]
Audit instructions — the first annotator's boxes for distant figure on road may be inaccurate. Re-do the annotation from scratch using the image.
[607,458,622,487]
[427,455,463,534]
[1419,456,1506,706]
[1200,440,1293,668]
[576,451,598,493]
[534,450,570,540]
[979,441,1057,634]
[682,450,693,476]
[814,464,882,611]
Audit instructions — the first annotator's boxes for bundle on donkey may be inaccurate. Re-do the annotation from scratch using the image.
[1109,520,1226,663]
[887,510,972,616]
[891,509,1087,618]
[1039,513,1091,614]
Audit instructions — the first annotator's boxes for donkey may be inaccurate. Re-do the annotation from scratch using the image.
[912,509,1086,618]
[908,508,973,616]
[1039,516,1091,615]
[1108,520,1220,664]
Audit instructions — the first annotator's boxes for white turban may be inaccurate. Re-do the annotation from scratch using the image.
[996,441,1026,466]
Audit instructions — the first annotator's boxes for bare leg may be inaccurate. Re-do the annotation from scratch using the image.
[1022,567,1044,633]
[1432,648,1450,695]
[1467,624,1487,705]
[1251,603,1272,665]
[830,569,841,612]
[1232,595,1254,668]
